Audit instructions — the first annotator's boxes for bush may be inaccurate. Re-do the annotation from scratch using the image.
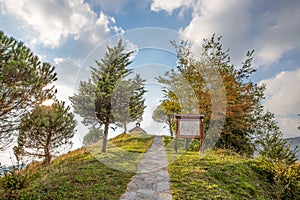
[0,166,29,199]
[253,157,300,199]
[187,139,200,151]
[162,135,173,147]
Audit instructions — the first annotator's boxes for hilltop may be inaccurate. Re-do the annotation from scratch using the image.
[1,134,299,199]
[0,132,154,200]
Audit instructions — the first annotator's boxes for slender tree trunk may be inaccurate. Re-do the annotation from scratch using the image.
[102,121,109,153]
[123,123,127,133]
[167,118,173,137]
[44,130,52,165]
[168,122,173,137]
[44,146,51,165]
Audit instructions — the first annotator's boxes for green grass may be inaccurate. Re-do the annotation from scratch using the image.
[168,149,274,200]
[0,132,154,200]
[3,133,295,200]
[162,135,174,147]
[87,132,154,172]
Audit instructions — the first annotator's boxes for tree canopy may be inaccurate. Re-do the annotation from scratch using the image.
[71,39,146,152]
[152,92,180,137]
[14,101,76,165]
[0,31,57,150]
[158,35,265,155]
[112,74,146,133]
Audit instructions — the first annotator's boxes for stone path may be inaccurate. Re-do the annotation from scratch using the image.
[120,136,173,200]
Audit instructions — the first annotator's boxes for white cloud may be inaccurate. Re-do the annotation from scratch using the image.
[180,0,252,66]
[86,0,134,13]
[254,2,300,66]
[96,11,110,32]
[261,70,300,115]
[0,0,5,15]
[156,0,300,67]
[150,0,195,14]
[259,69,300,137]
[1,0,116,48]
[278,118,300,138]
[54,57,66,65]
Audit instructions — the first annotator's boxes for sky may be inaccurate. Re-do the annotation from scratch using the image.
[1,0,300,164]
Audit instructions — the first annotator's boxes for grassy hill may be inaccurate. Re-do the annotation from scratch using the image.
[0,132,154,200]
[162,136,276,199]
[168,150,275,200]
[1,134,299,199]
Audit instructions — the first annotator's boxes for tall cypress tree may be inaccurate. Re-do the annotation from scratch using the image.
[71,40,145,152]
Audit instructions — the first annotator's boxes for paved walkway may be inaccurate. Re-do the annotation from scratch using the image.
[120,136,172,200]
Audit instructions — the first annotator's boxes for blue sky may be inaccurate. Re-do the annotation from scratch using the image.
[1,0,300,161]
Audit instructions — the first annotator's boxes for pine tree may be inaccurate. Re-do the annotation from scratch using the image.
[71,39,145,152]
[112,74,146,133]
[0,31,57,150]
[14,101,76,165]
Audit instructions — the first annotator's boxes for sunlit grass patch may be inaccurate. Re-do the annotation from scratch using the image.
[0,132,154,200]
[168,150,274,200]
[87,132,154,172]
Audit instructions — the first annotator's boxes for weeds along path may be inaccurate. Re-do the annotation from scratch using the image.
[120,136,172,200]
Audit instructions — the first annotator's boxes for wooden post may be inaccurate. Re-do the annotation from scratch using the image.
[174,117,179,153]
[199,117,204,154]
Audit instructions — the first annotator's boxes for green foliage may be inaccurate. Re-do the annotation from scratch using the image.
[0,31,57,150]
[168,150,274,200]
[0,134,154,199]
[113,74,146,133]
[159,35,265,155]
[187,139,200,151]
[15,101,76,165]
[250,110,300,199]
[71,39,146,152]
[252,157,300,199]
[162,135,174,147]
[83,128,103,146]
[258,131,298,164]
[152,101,179,136]
[0,166,29,199]
[253,111,300,199]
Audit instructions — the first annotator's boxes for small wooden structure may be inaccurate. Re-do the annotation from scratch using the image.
[128,122,147,134]
[175,114,205,154]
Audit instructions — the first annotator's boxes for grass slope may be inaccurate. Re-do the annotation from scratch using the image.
[0,132,154,200]
[168,150,274,200]
[162,136,276,199]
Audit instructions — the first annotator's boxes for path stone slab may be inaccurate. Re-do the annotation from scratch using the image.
[120,136,173,200]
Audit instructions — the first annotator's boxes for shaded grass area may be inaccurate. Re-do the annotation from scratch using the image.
[0,132,154,200]
[168,150,275,200]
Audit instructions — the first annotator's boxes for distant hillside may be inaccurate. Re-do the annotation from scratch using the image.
[287,136,300,160]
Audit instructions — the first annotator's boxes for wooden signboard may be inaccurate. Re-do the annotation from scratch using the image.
[175,114,205,154]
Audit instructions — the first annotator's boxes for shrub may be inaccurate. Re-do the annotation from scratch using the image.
[253,157,300,199]
[0,166,29,199]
